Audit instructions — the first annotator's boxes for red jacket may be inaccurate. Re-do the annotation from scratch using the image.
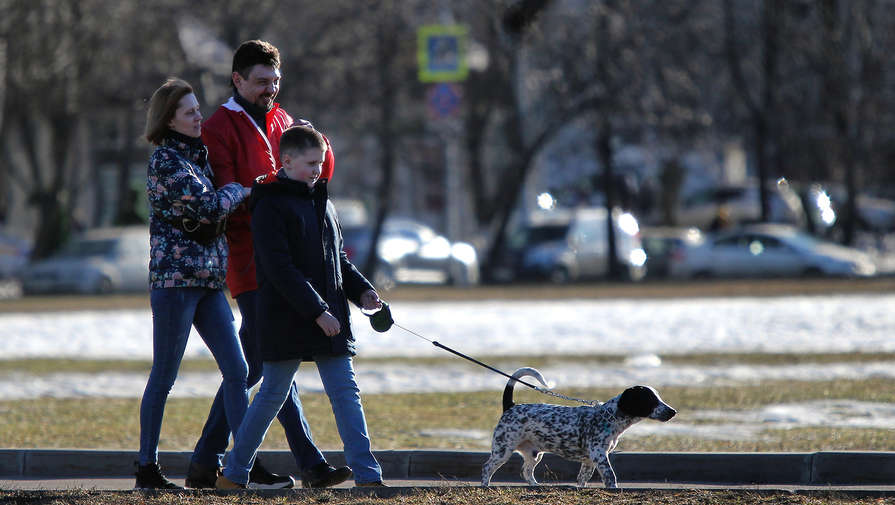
[204,97,334,297]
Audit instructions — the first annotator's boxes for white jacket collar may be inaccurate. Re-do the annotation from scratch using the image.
[222,96,244,113]
[220,97,274,154]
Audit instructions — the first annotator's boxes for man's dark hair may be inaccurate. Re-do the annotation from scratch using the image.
[231,40,280,87]
[280,125,326,156]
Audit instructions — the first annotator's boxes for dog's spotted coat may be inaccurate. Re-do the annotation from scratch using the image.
[481,367,676,488]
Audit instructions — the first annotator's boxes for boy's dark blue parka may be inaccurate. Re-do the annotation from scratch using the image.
[249,172,374,362]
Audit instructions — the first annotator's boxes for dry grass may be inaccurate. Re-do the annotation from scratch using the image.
[0,488,890,505]
[3,378,895,453]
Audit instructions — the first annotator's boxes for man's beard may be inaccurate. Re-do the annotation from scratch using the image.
[258,94,274,111]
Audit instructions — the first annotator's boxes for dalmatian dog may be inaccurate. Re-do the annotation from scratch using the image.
[481,367,676,489]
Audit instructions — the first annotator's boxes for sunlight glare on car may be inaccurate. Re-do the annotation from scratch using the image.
[379,237,419,262]
[450,242,477,265]
[419,236,452,260]
[815,190,837,225]
[629,247,647,267]
[617,212,640,236]
[749,240,764,256]
[536,192,556,210]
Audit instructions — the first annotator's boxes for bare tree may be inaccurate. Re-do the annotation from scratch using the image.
[722,0,783,223]
[1,0,105,258]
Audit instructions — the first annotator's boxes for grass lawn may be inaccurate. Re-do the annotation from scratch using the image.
[3,377,895,453]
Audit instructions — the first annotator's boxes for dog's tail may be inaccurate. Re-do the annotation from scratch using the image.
[503,367,550,412]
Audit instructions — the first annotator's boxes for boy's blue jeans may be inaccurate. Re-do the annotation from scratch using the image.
[139,287,248,466]
[191,290,325,471]
[223,356,382,485]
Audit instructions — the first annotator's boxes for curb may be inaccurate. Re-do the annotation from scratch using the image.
[2,450,895,485]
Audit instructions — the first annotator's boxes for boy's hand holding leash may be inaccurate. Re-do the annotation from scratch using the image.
[315,291,380,337]
[360,289,382,311]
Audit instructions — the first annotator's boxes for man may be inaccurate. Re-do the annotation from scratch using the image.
[185,39,349,490]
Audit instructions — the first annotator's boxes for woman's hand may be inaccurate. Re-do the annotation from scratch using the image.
[315,310,341,337]
[360,289,382,311]
[242,185,252,198]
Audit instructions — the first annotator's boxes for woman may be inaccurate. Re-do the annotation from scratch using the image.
[136,78,250,489]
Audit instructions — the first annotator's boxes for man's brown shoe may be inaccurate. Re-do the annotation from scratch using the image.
[215,475,246,489]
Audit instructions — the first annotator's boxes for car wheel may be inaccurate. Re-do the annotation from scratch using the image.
[692,270,713,279]
[801,267,823,278]
[626,264,647,282]
[549,266,570,284]
[95,276,113,294]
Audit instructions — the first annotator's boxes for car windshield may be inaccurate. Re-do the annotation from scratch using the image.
[781,230,823,250]
[58,238,117,258]
[525,224,569,245]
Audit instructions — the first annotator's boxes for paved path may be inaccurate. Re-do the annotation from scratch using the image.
[3,449,895,496]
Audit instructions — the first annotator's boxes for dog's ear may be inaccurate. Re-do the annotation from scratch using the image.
[617,386,660,418]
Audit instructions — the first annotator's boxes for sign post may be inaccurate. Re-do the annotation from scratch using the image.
[418,25,468,243]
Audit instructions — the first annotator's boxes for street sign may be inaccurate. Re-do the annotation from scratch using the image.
[417,25,468,83]
[427,83,462,118]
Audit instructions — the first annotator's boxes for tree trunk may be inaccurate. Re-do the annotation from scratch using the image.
[597,119,621,280]
[114,107,143,225]
[756,0,781,222]
[363,23,398,281]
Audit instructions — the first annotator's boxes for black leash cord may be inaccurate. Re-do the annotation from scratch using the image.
[391,322,544,391]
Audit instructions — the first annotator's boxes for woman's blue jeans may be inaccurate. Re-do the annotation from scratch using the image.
[224,355,381,485]
[139,287,249,465]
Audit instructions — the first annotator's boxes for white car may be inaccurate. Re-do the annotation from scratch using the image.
[514,207,647,283]
[21,226,150,295]
[678,223,877,278]
[341,217,479,289]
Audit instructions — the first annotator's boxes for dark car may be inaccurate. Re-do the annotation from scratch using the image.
[640,226,705,279]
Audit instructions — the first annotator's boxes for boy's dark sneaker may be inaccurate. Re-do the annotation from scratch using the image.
[301,462,353,488]
[184,460,221,489]
[134,462,183,490]
[248,458,295,489]
[356,480,388,487]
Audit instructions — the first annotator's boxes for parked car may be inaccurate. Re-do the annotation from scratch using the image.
[21,226,150,295]
[499,207,647,283]
[677,223,877,279]
[341,217,479,289]
[640,226,705,279]
[0,231,30,280]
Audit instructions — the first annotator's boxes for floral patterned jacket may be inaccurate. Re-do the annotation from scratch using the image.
[146,132,246,289]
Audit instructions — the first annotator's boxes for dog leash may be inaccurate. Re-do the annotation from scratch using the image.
[365,302,598,406]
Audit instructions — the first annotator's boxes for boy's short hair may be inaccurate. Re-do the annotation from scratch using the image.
[280,125,327,156]
[232,40,280,86]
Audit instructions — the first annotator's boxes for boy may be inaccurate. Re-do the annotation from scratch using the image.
[216,125,386,488]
